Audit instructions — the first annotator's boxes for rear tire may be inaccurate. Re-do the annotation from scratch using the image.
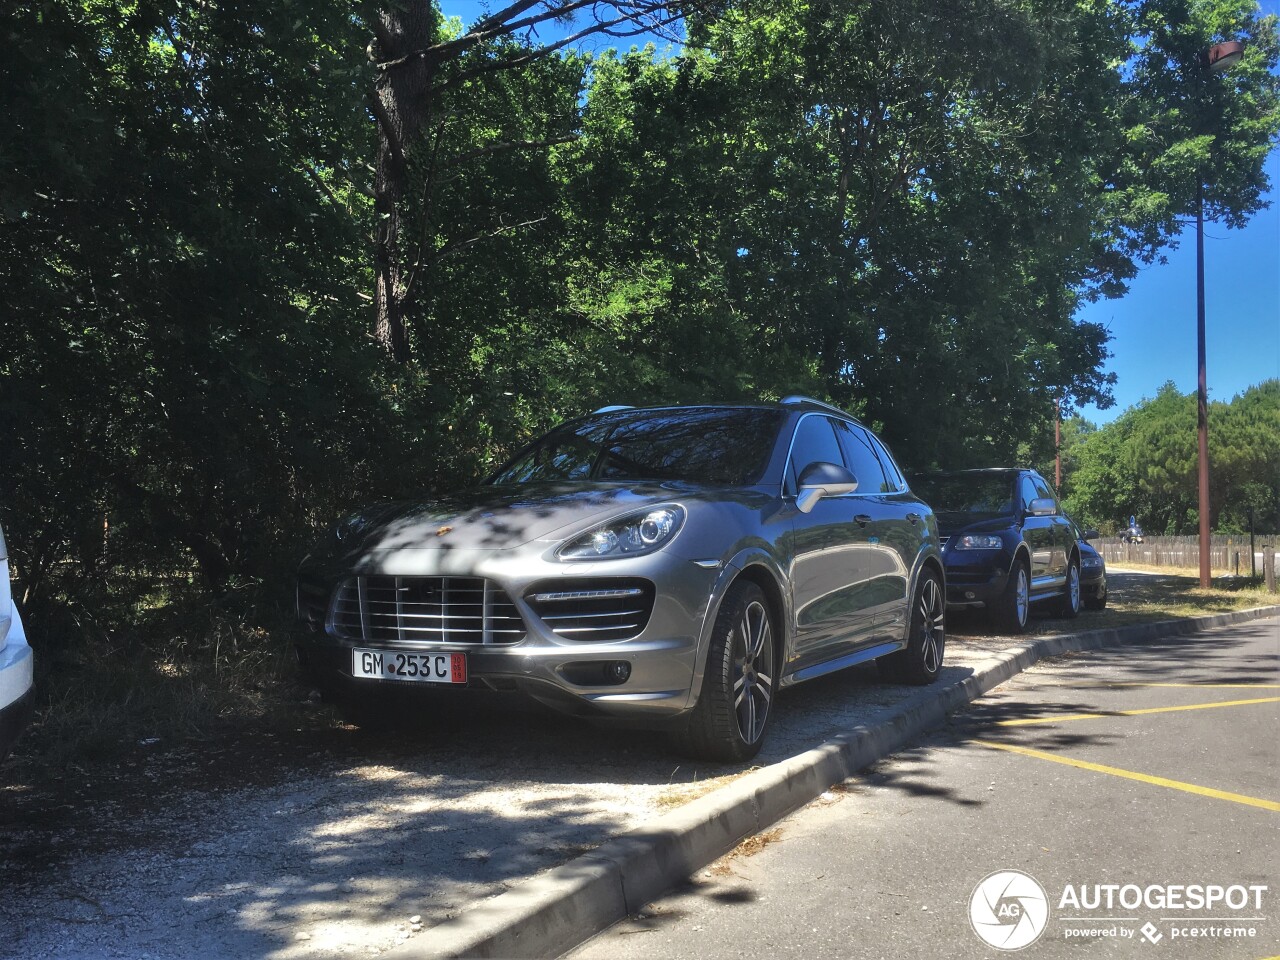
[992,557,1030,634]
[675,581,777,763]
[881,569,945,685]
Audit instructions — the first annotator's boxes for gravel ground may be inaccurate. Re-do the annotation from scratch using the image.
[0,573,1222,959]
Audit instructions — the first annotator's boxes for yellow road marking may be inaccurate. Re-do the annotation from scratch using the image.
[1033,682,1280,690]
[995,696,1280,727]
[1108,683,1280,689]
[972,740,1280,812]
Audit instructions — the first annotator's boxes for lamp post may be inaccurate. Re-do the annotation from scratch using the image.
[1194,40,1245,589]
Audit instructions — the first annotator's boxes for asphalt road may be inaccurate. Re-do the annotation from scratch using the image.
[569,617,1280,960]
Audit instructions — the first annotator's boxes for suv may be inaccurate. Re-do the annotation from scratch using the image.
[908,469,1082,633]
[0,522,34,761]
[296,398,945,760]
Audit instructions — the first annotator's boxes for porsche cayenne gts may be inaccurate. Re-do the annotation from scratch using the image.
[295,398,945,761]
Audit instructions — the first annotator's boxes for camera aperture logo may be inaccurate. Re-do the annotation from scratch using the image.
[970,870,1051,951]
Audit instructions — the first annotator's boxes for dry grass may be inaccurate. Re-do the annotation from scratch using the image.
[653,770,752,810]
[13,627,314,771]
[708,827,784,875]
[1070,570,1277,630]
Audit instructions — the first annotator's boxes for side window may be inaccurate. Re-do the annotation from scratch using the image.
[1019,476,1039,512]
[1031,474,1058,512]
[867,430,907,493]
[835,423,892,494]
[1031,474,1056,503]
[786,416,846,490]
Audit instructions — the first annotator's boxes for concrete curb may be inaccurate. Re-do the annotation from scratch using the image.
[394,605,1280,960]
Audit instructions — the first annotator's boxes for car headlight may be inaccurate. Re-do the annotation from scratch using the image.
[1082,556,1103,568]
[558,505,686,561]
[335,511,374,543]
[953,534,1003,550]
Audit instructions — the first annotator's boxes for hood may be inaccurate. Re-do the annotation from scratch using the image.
[327,481,706,555]
[934,512,1018,539]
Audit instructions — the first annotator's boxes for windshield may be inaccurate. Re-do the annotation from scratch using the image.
[911,473,1017,518]
[490,407,786,486]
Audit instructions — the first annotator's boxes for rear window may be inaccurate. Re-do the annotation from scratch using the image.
[490,408,787,487]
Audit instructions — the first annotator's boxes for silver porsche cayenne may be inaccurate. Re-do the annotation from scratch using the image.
[295,397,945,760]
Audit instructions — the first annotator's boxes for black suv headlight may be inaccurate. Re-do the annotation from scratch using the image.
[953,534,1003,550]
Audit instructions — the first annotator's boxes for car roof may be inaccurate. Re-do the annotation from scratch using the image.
[586,398,865,425]
[910,467,1028,477]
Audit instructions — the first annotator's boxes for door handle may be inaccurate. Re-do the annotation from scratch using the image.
[853,514,872,527]
[906,512,921,525]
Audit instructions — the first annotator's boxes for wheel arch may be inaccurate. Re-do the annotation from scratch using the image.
[685,551,790,709]
[732,564,787,646]
[1011,542,1032,574]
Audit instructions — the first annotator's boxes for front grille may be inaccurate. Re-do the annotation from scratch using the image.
[330,576,525,645]
[525,578,655,642]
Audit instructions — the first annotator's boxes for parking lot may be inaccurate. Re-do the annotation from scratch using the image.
[1,587,1275,959]
[572,618,1279,959]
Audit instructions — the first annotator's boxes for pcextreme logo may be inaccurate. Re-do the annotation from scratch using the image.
[969,870,1051,951]
[968,872,1269,949]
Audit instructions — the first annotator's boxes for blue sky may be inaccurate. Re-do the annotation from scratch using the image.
[442,1,1278,421]
[1077,2,1280,424]
[1076,150,1279,424]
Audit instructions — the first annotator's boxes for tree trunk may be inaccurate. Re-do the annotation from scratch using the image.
[372,5,437,363]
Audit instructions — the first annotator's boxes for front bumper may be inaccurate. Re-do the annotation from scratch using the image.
[940,550,1011,607]
[294,547,724,726]
[1081,565,1106,598]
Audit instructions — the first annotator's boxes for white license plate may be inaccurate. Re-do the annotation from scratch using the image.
[351,648,468,685]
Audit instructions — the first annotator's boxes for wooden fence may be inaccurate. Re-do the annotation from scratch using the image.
[1098,534,1279,578]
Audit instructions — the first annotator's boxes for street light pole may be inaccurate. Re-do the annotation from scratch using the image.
[1196,176,1211,588]
[1193,40,1245,589]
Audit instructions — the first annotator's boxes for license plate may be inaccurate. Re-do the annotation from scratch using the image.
[351,648,468,685]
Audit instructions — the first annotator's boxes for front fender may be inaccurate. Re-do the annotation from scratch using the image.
[680,546,791,710]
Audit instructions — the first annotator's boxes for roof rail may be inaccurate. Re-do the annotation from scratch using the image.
[779,395,852,417]
[592,405,635,414]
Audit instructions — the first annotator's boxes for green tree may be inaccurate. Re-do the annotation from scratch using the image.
[0,0,382,621]
[1066,380,1280,533]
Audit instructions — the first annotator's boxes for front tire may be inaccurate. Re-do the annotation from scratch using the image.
[675,581,777,762]
[992,557,1030,634]
[1054,557,1082,618]
[881,569,945,685]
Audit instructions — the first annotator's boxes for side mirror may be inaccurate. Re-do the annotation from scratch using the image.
[1082,529,1100,541]
[796,462,858,514]
[1028,497,1058,517]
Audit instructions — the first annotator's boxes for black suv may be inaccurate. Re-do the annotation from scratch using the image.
[908,469,1081,632]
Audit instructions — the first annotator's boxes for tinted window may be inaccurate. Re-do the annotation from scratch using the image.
[871,435,907,491]
[836,423,892,494]
[1019,476,1039,512]
[490,408,786,486]
[913,473,1017,518]
[1031,473,1056,503]
[787,415,846,488]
